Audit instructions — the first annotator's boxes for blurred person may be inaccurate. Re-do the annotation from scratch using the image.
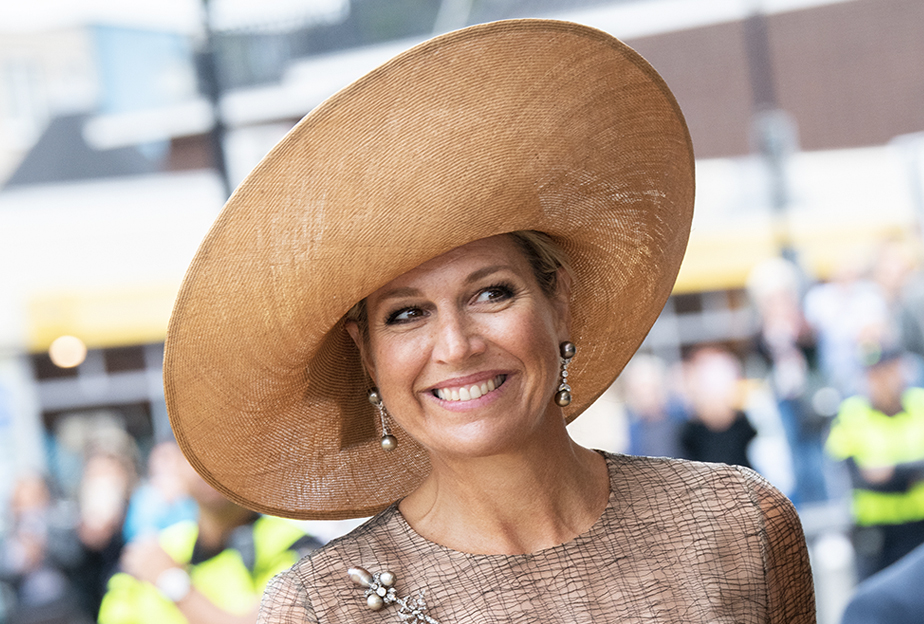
[74,447,136,619]
[97,457,320,624]
[0,473,90,624]
[825,348,924,579]
[839,540,924,624]
[803,250,889,398]
[122,441,197,543]
[899,255,924,365]
[680,347,757,469]
[621,354,686,458]
[871,239,924,374]
[747,257,828,504]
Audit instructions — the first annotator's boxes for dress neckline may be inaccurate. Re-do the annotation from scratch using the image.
[388,450,618,560]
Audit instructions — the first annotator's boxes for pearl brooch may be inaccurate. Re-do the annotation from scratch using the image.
[347,566,439,623]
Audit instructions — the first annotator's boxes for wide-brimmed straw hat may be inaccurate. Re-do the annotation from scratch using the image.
[164,18,694,520]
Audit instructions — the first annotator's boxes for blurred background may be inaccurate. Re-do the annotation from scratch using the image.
[1,0,923,622]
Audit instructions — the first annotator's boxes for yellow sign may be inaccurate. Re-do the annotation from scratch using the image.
[27,284,180,352]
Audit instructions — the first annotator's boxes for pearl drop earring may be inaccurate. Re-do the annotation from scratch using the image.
[555,341,576,407]
[368,388,398,451]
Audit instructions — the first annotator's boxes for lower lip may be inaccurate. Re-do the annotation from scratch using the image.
[427,377,510,412]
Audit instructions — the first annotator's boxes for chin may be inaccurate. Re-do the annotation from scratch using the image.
[425,416,553,461]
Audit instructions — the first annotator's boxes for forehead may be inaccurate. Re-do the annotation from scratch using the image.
[371,235,528,296]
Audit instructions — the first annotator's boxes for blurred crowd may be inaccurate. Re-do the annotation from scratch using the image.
[1,436,189,623]
[620,238,924,597]
[3,238,924,623]
[0,432,322,624]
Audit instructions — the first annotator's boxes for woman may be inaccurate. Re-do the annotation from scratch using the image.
[164,19,815,623]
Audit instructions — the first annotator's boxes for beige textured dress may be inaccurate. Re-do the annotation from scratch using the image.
[257,453,815,623]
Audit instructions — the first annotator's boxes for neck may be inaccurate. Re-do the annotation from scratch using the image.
[399,421,609,555]
[872,394,903,417]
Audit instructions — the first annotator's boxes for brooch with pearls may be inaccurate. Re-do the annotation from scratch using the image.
[348,566,440,623]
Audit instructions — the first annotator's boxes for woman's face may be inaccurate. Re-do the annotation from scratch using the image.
[347,235,571,459]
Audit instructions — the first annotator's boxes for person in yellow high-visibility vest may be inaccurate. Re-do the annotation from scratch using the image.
[97,458,320,624]
[826,348,924,579]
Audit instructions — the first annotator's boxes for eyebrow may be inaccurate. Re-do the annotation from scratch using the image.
[376,265,512,301]
[464,265,508,285]
[377,286,421,301]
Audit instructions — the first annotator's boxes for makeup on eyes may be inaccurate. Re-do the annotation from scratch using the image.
[385,305,428,325]
[474,282,516,303]
[382,281,519,326]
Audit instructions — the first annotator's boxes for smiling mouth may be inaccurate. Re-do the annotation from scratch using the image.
[432,374,507,402]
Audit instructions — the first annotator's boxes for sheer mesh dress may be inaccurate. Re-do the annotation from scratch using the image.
[258,453,815,623]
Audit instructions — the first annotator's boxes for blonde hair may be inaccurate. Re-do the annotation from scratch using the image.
[345,230,572,338]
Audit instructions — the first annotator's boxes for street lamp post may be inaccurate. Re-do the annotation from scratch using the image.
[743,9,799,266]
[198,0,232,199]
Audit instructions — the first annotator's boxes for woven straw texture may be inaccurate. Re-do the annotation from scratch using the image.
[257,454,815,623]
[164,19,695,519]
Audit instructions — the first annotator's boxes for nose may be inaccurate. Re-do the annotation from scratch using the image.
[431,309,485,364]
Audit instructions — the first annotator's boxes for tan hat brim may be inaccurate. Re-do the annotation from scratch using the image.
[164,19,694,520]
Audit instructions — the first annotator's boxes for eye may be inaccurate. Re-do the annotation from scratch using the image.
[474,283,515,304]
[385,306,427,325]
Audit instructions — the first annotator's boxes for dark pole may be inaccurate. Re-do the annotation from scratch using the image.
[198,0,232,199]
[743,10,798,264]
[743,11,778,111]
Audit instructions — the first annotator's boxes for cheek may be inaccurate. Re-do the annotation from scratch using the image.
[368,334,428,389]
[499,306,563,375]
[527,299,566,346]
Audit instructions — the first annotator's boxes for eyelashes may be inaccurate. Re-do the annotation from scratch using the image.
[475,282,516,303]
[385,306,426,325]
[383,282,518,326]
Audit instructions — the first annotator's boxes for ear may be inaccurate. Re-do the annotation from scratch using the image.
[345,320,378,385]
[552,267,573,339]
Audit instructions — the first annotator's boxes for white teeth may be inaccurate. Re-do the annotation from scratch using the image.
[436,375,505,402]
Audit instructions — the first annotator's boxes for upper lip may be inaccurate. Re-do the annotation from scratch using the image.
[424,370,509,392]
